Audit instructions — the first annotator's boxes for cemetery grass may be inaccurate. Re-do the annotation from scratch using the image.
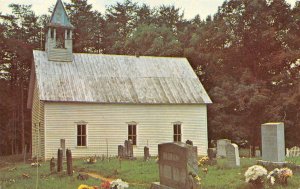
[1,157,300,189]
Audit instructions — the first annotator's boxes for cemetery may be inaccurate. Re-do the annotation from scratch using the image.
[1,126,300,189]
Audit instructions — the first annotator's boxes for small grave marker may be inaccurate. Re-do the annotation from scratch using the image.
[144,146,150,161]
[50,157,55,173]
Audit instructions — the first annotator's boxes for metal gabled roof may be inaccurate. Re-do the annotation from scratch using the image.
[32,50,212,104]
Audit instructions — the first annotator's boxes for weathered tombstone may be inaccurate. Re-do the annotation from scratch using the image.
[288,146,300,157]
[124,140,129,157]
[128,139,133,158]
[66,149,73,176]
[255,147,261,157]
[207,148,217,159]
[118,145,124,158]
[57,148,63,172]
[261,122,285,162]
[225,143,240,167]
[217,139,231,157]
[50,157,55,173]
[60,139,66,158]
[150,142,199,189]
[207,148,217,165]
[144,146,150,161]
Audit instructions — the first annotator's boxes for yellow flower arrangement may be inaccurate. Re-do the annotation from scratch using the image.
[77,184,95,189]
[198,156,209,166]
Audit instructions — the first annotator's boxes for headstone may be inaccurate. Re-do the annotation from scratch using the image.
[255,149,261,157]
[217,139,231,157]
[207,148,217,165]
[150,142,199,189]
[60,139,66,158]
[124,140,129,157]
[287,146,300,157]
[207,148,217,159]
[50,157,55,173]
[66,149,73,176]
[57,148,63,172]
[128,139,133,157]
[144,146,150,161]
[118,145,124,158]
[261,122,285,162]
[225,143,240,167]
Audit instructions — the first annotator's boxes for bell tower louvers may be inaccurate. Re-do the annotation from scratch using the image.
[46,0,74,62]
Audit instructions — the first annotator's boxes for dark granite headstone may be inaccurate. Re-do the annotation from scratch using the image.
[151,142,199,189]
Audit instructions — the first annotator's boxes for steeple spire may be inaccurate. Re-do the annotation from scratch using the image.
[48,0,74,29]
[45,0,74,62]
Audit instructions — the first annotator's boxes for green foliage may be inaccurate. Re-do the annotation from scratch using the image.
[125,24,182,56]
[2,157,300,188]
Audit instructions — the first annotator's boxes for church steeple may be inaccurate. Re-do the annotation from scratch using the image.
[45,0,74,62]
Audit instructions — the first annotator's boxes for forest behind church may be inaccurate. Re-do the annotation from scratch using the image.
[0,0,299,156]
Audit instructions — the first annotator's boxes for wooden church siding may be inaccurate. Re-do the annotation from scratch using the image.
[31,83,45,159]
[44,102,208,159]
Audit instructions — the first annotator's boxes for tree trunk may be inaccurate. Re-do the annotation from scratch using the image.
[21,81,25,154]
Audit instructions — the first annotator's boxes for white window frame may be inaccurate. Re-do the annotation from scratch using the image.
[75,121,88,147]
[173,121,182,142]
[127,121,138,146]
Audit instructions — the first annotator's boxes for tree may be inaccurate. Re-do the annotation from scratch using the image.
[65,0,104,53]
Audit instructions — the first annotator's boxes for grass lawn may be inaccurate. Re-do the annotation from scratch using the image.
[1,156,300,189]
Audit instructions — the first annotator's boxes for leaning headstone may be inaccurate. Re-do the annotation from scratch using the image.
[261,122,285,162]
[150,142,199,189]
[50,157,55,173]
[144,146,150,161]
[225,143,240,167]
[57,148,63,172]
[217,139,231,157]
[66,149,73,176]
[118,145,124,158]
[288,146,300,157]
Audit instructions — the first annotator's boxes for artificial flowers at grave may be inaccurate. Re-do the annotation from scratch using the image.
[244,165,267,187]
[267,167,293,185]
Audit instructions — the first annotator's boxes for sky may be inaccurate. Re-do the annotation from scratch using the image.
[0,0,298,20]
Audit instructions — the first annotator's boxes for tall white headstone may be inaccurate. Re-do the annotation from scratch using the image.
[261,122,285,162]
[225,143,240,167]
